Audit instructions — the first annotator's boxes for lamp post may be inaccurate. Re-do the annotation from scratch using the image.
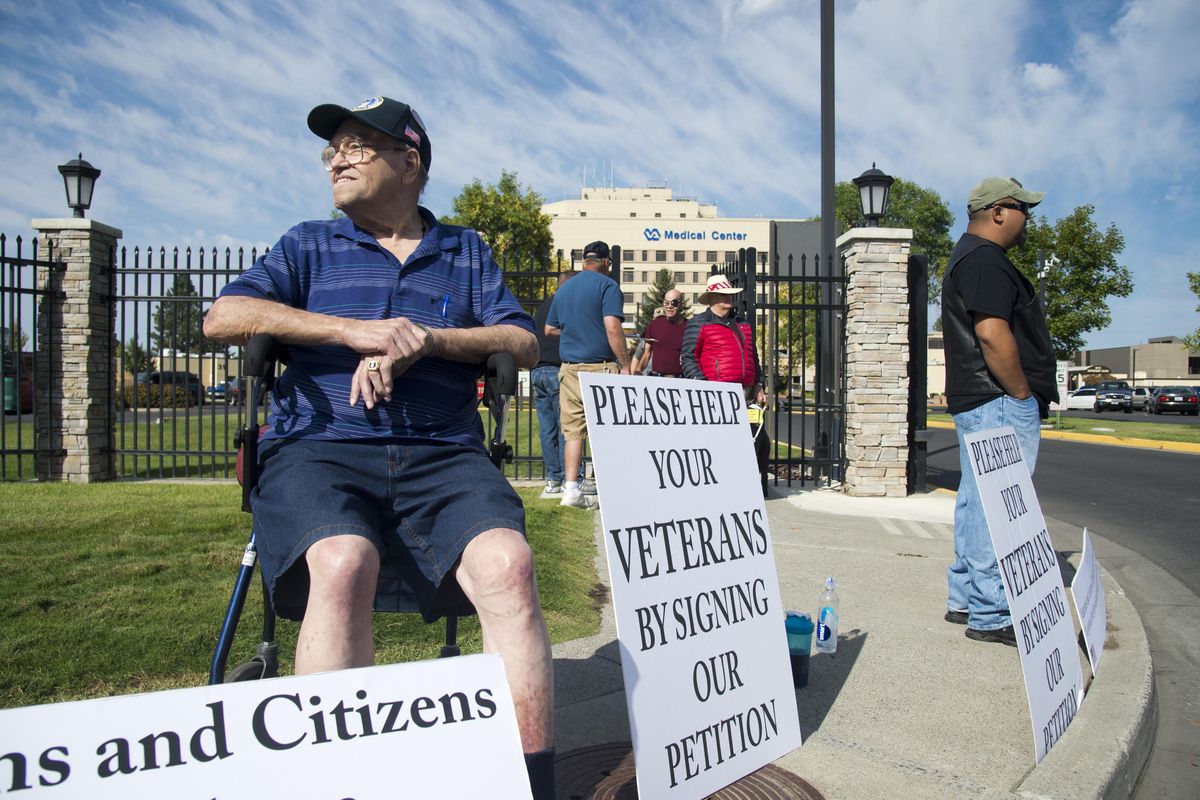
[57,154,101,218]
[852,163,894,227]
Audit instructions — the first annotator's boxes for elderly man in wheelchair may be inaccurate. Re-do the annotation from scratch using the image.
[203,95,555,799]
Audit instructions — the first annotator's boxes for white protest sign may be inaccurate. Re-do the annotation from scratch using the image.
[1070,527,1107,677]
[580,373,802,799]
[964,426,1084,763]
[0,655,530,799]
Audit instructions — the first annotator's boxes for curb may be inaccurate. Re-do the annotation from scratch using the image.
[1014,569,1157,800]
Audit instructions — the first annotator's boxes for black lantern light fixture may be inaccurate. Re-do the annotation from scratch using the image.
[852,163,894,227]
[57,153,101,218]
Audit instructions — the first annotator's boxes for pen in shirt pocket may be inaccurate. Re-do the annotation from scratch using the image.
[440,293,450,318]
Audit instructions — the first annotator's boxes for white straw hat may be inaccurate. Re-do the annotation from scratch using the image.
[698,273,743,304]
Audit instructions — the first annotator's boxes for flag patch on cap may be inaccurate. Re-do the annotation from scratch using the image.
[404,125,421,145]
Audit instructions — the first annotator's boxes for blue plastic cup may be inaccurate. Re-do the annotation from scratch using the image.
[785,612,814,688]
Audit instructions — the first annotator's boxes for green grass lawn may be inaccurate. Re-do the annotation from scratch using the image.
[0,482,601,709]
[928,411,1200,445]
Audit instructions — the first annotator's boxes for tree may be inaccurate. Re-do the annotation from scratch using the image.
[1180,272,1200,351]
[120,338,154,374]
[441,170,553,268]
[1007,205,1132,358]
[835,177,955,302]
[635,269,693,331]
[152,274,228,355]
[769,283,820,381]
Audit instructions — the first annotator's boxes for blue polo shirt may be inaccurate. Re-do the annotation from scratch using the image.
[546,269,624,363]
[218,208,533,448]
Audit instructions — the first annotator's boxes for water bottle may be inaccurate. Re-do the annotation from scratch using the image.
[815,577,839,654]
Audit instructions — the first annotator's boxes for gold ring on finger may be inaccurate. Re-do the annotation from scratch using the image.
[366,359,381,372]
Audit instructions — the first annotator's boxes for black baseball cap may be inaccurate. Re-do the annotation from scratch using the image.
[307,96,432,171]
[583,241,610,260]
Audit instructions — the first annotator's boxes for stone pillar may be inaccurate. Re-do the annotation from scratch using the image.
[31,218,122,482]
[838,227,912,497]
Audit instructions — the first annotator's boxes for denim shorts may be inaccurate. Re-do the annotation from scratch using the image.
[250,438,526,623]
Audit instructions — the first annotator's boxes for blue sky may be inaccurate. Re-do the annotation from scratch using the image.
[1,0,1197,349]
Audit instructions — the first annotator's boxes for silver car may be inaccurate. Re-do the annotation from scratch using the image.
[1131,386,1156,411]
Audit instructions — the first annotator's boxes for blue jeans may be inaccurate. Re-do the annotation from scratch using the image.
[531,365,566,482]
[947,394,1041,631]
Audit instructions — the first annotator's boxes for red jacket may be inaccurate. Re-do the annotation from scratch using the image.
[681,308,761,386]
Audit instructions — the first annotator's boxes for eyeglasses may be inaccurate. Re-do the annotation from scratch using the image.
[321,139,410,172]
[663,299,681,307]
[988,201,1031,216]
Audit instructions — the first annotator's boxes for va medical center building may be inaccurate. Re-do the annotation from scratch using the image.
[543,186,816,321]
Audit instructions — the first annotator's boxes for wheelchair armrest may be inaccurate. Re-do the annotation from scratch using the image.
[484,352,517,404]
[245,334,288,378]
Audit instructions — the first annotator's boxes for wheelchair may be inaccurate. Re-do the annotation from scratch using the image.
[208,334,517,685]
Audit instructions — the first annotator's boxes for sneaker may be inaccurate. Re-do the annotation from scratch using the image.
[560,486,598,509]
[965,624,1017,646]
[577,477,597,495]
[944,609,968,625]
[540,481,563,499]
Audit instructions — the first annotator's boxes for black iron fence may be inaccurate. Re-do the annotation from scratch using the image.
[5,233,847,486]
[112,245,260,479]
[722,247,847,488]
[0,235,62,481]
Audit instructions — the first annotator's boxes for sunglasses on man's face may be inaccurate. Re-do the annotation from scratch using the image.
[664,299,681,307]
[989,201,1030,216]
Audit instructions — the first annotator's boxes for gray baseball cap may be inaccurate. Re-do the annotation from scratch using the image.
[967,177,1044,214]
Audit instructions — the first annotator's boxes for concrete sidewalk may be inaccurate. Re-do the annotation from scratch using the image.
[550,486,1155,799]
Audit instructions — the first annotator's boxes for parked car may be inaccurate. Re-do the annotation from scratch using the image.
[1066,386,1098,410]
[206,381,228,403]
[1092,383,1133,413]
[1149,385,1199,415]
[226,377,269,406]
[136,370,205,406]
[1130,386,1156,411]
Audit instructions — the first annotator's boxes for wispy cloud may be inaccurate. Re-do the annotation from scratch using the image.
[0,0,1197,347]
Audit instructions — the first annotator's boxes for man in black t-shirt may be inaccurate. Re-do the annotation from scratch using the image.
[941,176,1056,647]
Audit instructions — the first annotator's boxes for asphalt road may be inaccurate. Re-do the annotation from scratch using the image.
[923,427,1199,595]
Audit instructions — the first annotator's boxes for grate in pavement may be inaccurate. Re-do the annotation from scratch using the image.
[556,742,826,799]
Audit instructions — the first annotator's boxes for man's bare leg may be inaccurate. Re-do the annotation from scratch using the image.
[294,535,379,674]
[563,439,584,489]
[456,528,554,751]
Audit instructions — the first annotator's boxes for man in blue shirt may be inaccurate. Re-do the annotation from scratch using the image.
[204,96,555,798]
[544,241,630,508]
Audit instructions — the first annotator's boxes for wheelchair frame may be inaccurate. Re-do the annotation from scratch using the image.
[208,334,517,685]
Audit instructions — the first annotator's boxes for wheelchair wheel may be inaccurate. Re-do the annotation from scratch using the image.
[224,660,269,682]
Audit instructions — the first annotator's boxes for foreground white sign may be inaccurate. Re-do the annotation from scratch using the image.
[580,373,802,799]
[0,655,530,798]
[964,425,1084,764]
[1070,528,1107,676]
